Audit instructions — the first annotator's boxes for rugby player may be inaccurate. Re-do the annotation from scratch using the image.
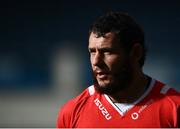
[57,11,180,128]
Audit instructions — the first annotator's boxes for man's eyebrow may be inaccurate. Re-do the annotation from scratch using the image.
[88,48,95,52]
[88,47,115,52]
[99,47,113,51]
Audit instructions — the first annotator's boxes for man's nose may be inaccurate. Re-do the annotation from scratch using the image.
[92,52,103,66]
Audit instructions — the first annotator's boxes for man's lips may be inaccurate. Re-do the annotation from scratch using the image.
[95,71,109,79]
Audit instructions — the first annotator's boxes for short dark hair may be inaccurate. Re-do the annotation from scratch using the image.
[89,11,146,67]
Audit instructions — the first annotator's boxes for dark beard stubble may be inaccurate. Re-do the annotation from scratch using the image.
[93,59,133,95]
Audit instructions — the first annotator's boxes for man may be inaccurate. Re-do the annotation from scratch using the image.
[57,11,180,128]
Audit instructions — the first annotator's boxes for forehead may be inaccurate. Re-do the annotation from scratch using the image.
[88,32,120,48]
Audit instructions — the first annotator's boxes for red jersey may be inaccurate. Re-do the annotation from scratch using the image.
[57,79,180,128]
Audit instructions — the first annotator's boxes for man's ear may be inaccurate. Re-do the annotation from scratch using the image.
[130,43,143,63]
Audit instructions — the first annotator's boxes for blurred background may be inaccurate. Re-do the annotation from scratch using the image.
[0,0,179,127]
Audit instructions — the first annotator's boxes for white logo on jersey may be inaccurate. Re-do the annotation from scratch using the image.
[131,99,154,120]
[131,112,139,120]
[94,98,112,120]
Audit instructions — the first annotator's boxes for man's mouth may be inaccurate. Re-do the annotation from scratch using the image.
[96,71,109,79]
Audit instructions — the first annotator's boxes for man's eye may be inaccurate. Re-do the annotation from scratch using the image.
[89,49,94,53]
[103,51,112,55]
[104,52,110,54]
[89,51,96,55]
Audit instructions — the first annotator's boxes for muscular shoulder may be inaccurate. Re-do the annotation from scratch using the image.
[159,84,180,127]
[149,80,180,114]
[57,85,96,128]
[63,85,95,109]
[159,84,180,105]
[149,80,180,127]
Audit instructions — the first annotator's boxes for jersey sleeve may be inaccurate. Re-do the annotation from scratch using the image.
[56,87,92,128]
[56,100,75,128]
[166,88,180,127]
[177,105,180,127]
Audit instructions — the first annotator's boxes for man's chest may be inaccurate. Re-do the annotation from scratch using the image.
[73,97,166,128]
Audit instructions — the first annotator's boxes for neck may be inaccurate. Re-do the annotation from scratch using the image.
[108,72,150,103]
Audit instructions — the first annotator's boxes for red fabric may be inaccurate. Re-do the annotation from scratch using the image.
[57,80,180,128]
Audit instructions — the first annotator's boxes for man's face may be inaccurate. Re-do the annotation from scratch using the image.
[88,32,133,95]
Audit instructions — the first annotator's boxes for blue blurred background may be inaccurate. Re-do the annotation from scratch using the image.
[0,0,179,127]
